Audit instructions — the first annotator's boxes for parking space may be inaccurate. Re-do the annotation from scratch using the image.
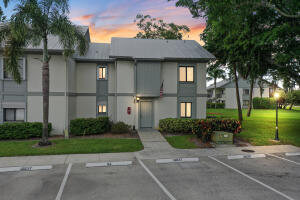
[60,162,169,200]
[271,153,300,164]
[0,165,66,200]
[143,157,287,200]
[216,154,300,200]
[0,152,299,200]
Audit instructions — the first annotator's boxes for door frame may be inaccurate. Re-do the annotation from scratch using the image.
[138,99,154,129]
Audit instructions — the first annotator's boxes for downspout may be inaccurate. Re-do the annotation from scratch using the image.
[114,60,117,122]
[133,59,137,130]
[64,58,69,138]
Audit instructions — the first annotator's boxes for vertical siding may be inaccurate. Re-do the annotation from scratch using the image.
[136,61,161,96]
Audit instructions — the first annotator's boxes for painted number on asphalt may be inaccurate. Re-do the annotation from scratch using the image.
[21,167,32,171]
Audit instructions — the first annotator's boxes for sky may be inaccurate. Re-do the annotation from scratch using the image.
[1,0,206,44]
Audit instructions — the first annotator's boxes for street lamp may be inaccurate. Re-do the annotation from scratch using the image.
[274,92,280,141]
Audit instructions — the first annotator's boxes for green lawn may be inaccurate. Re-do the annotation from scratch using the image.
[165,135,198,149]
[0,138,144,157]
[208,108,300,146]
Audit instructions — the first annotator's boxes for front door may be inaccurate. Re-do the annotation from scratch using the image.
[140,101,153,128]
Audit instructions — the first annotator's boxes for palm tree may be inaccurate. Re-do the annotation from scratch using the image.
[0,0,87,146]
[207,64,226,108]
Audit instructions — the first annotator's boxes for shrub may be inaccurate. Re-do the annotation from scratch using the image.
[111,122,131,134]
[159,118,197,134]
[0,122,52,140]
[253,97,276,109]
[159,118,241,142]
[207,102,225,109]
[70,117,109,136]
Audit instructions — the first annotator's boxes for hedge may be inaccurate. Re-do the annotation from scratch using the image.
[0,122,52,140]
[207,102,225,109]
[111,122,131,134]
[253,97,276,109]
[159,118,241,142]
[70,117,109,136]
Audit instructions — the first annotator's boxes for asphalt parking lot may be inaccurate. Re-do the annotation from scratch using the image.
[0,153,299,200]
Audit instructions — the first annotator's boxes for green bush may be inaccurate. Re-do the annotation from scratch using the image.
[159,118,241,142]
[253,97,276,109]
[207,102,225,109]
[111,122,131,134]
[0,122,52,140]
[159,118,197,134]
[70,117,109,136]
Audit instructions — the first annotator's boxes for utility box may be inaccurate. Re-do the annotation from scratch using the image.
[212,131,233,144]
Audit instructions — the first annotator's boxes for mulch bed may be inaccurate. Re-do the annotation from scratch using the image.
[189,137,215,148]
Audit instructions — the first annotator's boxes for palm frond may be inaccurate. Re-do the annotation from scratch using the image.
[49,13,87,57]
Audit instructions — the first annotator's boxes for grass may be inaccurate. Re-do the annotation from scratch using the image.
[165,135,198,149]
[208,108,300,147]
[0,138,144,157]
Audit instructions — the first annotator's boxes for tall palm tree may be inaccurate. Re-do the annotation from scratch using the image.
[207,64,226,108]
[0,0,87,146]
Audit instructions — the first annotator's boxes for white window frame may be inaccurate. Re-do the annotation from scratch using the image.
[180,102,192,118]
[97,65,107,80]
[1,57,26,80]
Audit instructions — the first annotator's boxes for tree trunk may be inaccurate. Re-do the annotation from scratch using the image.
[289,103,294,110]
[247,79,254,117]
[214,78,217,109]
[39,36,51,146]
[233,65,243,122]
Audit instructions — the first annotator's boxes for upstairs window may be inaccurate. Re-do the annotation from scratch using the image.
[243,89,250,95]
[3,58,25,80]
[4,108,25,122]
[98,104,107,114]
[180,102,192,118]
[98,66,106,80]
[179,66,194,82]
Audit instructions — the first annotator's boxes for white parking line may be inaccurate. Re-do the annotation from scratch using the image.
[138,159,176,200]
[55,163,72,200]
[86,161,132,168]
[267,154,300,166]
[208,156,295,200]
[156,157,199,164]
[0,165,52,173]
[285,152,300,156]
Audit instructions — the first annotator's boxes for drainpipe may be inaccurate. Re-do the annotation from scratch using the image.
[64,58,69,139]
[133,59,137,130]
[114,60,117,122]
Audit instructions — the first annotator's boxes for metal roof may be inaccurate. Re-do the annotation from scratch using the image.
[23,26,89,51]
[73,43,113,61]
[110,37,215,60]
[207,80,230,89]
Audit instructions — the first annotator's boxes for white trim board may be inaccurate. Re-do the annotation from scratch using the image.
[156,157,199,164]
[0,165,52,173]
[86,161,132,168]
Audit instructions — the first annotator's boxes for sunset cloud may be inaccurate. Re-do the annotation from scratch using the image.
[69,0,206,44]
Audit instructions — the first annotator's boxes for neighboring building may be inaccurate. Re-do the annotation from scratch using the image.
[0,26,215,134]
[207,78,273,109]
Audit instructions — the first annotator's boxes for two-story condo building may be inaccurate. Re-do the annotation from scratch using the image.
[0,26,215,134]
[207,78,273,109]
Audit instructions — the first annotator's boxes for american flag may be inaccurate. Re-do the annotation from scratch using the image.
[160,81,164,97]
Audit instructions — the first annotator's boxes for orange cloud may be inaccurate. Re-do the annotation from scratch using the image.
[89,23,138,43]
